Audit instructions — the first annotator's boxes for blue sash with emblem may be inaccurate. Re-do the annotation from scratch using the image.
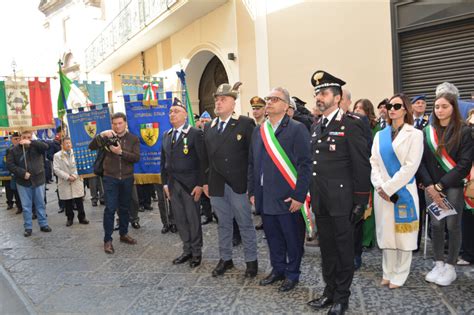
[379,126,418,233]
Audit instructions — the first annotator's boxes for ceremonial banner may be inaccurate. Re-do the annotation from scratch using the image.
[73,80,105,104]
[124,92,172,184]
[121,75,164,102]
[0,79,54,130]
[0,138,11,180]
[66,105,111,176]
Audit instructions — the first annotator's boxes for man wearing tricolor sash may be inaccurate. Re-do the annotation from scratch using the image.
[248,87,311,293]
[307,71,371,315]
[417,93,473,286]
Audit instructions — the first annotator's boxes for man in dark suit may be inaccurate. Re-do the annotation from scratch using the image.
[161,98,205,268]
[307,71,371,315]
[248,87,311,292]
[203,82,258,278]
[411,94,429,251]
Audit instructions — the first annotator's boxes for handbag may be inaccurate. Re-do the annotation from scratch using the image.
[93,149,106,177]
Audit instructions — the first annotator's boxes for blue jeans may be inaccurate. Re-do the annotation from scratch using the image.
[16,184,48,230]
[102,176,134,242]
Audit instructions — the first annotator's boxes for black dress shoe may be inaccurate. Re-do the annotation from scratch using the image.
[58,208,65,214]
[307,295,333,309]
[279,279,298,292]
[7,205,13,210]
[173,253,192,265]
[66,220,73,227]
[40,226,52,232]
[255,223,264,230]
[79,219,90,225]
[15,209,22,214]
[131,222,140,229]
[100,200,105,205]
[161,224,170,234]
[244,260,258,278]
[92,201,98,207]
[259,273,285,286]
[201,217,212,225]
[327,302,348,315]
[232,238,242,247]
[138,206,145,212]
[23,229,32,237]
[170,224,178,233]
[190,256,202,268]
[212,259,234,277]
[144,205,153,211]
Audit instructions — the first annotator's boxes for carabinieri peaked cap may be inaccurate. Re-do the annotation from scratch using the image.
[311,70,346,94]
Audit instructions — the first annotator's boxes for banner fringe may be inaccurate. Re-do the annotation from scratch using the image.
[134,174,161,184]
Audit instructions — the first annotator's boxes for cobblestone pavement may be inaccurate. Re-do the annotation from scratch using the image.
[0,187,473,314]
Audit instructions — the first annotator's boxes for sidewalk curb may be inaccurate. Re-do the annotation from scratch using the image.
[0,262,37,315]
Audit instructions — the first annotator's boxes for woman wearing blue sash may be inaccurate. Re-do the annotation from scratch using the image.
[417,93,472,286]
[370,94,423,289]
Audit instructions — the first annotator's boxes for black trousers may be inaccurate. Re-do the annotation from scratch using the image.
[155,184,174,225]
[200,194,212,219]
[461,209,474,263]
[353,219,364,258]
[65,197,86,221]
[416,187,427,248]
[316,215,354,304]
[5,181,21,209]
[137,184,153,208]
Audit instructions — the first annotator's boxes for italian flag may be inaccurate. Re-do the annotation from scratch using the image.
[58,67,89,117]
[0,78,54,130]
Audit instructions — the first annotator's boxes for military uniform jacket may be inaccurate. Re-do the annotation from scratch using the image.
[203,114,256,197]
[248,115,312,215]
[161,124,205,194]
[310,109,371,216]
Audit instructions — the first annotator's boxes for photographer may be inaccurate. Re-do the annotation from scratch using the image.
[89,112,140,254]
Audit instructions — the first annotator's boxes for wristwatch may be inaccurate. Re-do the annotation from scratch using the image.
[434,183,444,192]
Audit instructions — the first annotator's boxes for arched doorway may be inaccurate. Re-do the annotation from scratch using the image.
[198,56,228,116]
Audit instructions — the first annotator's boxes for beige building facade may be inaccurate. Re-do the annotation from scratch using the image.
[85,0,394,116]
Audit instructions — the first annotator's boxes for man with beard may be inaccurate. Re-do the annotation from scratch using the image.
[376,99,389,130]
[307,71,371,315]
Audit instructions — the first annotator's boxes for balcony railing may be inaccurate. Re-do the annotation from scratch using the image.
[85,0,178,72]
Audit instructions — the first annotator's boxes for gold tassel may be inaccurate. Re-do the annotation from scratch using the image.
[395,221,419,233]
[134,174,162,185]
[363,206,372,220]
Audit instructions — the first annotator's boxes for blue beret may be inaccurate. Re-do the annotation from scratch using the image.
[411,95,426,103]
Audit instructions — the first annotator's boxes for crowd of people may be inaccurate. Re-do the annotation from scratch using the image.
[2,70,474,315]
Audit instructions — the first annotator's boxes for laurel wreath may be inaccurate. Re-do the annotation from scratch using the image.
[6,91,29,113]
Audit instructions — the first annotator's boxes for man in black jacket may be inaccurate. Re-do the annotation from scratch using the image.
[6,130,51,237]
[161,98,205,268]
[4,132,22,213]
[307,71,371,315]
[203,82,258,278]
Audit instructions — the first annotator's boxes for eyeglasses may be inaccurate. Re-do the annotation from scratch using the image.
[264,96,286,103]
[386,103,404,111]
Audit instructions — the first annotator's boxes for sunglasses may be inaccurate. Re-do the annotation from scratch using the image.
[386,103,404,111]
[264,96,286,103]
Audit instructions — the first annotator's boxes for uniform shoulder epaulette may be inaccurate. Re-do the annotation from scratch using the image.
[346,112,361,119]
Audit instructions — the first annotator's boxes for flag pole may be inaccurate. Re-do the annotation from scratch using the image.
[176,70,195,127]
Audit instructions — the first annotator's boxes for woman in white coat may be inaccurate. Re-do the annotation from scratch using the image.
[370,93,423,289]
[53,137,89,226]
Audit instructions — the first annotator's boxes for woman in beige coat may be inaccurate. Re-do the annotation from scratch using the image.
[370,94,423,289]
[53,137,89,226]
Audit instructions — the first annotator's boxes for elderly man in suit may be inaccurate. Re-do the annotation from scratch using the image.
[161,98,205,268]
[203,82,258,278]
[248,87,312,292]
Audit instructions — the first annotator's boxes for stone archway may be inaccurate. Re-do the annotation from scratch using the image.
[198,56,228,116]
[185,50,229,117]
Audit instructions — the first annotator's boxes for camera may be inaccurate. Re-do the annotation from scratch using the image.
[105,135,119,147]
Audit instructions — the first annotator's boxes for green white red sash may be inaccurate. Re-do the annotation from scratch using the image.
[260,120,314,234]
[425,126,473,210]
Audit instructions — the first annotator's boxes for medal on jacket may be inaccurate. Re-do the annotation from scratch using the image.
[183,137,189,155]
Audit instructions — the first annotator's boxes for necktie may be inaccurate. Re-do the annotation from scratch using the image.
[381,119,386,129]
[415,118,421,129]
[218,121,225,134]
[321,117,329,132]
[172,130,178,146]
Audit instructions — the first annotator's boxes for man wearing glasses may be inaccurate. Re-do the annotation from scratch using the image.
[307,71,371,315]
[248,87,311,292]
[202,82,258,278]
